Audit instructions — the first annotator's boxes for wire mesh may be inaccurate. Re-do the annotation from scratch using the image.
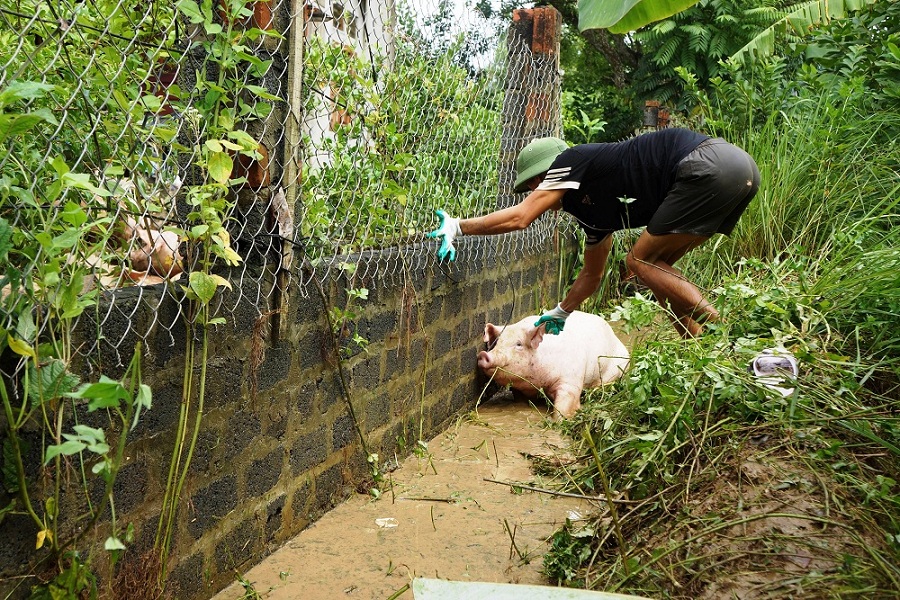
[0,0,564,376]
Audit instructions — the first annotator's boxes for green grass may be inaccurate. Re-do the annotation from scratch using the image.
[541,68,900,598]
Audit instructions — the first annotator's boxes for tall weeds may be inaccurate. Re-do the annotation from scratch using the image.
[543,48,900,598]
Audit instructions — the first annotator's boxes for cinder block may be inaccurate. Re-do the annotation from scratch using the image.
[167,552,205,600]
[214,517,258,574]
[265,404,288,440]
[431,328,452,358]
[351,355,382,390]
[113,460,149,516]
[290,477,312,523]
[364,310,398,343]
[133,382,183,437]
[225,411,262,461]
[298,329,327,370]
[265,494,286,541]
[189,428,222,476]
[425,298,443,324]
[255,344,291,391]
[332,414,356,451]
[248,447,283,498]
[480,279,496,304]
[364,391,390,433]
[187,475,238,539]
[294,379,316,418]
[313,464,346,516]
[318,371,343,414]
[290,428,327,476]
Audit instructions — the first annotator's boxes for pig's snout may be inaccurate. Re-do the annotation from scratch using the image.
[477,350,494,371]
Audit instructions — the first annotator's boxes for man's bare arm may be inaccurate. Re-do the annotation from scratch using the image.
[560,235,612,312]
[459,189,564,236]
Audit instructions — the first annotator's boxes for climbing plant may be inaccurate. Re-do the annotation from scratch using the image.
[299,35,502,258]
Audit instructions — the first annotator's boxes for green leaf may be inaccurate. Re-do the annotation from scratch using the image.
[0,109,58,143]
[27,359,80,408]
[16,312,36,341]
[208,274,232,291]
[61,172,111,197]
[50,156,70,177]
[218,139,243,151]
[207,151,233,184]
[104,536,126,551]
[7,335,35,360]
[216,245,242,266]
[140,94,162,112]
[72,424,106,441]
[578,0,699,34]
[44,440,87,464]
[61,202,89,228]
[0,217,11,262]
[0,81,55,108]
[176,0,205,23]
[3,439,21,494]
[68,376,130,411]
[112,89,132,111]
[51,228,81,251]
[189,271,218,304]
[245,84,281,101]
[131,384,152,431]
[228,129,260,150]
[729,0,880,64]
[151,126,178,144]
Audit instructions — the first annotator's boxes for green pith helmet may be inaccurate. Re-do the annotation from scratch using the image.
[513,137,568,193]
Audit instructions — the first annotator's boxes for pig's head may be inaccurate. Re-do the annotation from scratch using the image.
[477,321,546,386]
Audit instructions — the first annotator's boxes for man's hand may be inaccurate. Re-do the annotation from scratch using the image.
[425,209,462,261]
[534,303,571,335]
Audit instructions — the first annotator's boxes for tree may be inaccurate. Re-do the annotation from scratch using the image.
[546,0,639,90]
[629,0,779,107]
[559,0,889,112]
[577,0,700,34]
[729,0,883,63]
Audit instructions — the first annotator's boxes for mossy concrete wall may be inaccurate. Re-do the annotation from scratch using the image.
[0,231,574,599]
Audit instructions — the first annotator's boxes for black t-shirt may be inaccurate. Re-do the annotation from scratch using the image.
[537,128,708,243]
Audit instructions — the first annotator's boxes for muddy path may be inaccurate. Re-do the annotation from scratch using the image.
[212,397,596,599]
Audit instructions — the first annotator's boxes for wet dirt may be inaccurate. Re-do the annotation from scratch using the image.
[212,396,596,600]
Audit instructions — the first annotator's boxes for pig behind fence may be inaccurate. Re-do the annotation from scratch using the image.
[477,311,630,418]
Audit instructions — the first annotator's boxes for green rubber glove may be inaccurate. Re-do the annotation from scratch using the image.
[534,303,571,335]
[425,209,462,261]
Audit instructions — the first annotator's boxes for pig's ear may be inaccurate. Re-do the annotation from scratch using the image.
[484,323,501,345]
[528,324,545,349]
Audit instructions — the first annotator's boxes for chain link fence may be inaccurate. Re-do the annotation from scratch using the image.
[0,0,564,374]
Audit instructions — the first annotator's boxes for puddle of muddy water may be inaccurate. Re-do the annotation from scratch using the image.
[212,396,599,600]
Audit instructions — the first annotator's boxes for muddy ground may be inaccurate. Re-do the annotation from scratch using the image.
[212,396,598,600]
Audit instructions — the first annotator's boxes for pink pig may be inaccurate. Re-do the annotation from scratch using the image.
[477,311,630,418]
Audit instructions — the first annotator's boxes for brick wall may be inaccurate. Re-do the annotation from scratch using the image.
[165,231,571,598]
[0,229,574,599]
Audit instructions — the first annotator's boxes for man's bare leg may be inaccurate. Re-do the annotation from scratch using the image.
[625,231,716,338]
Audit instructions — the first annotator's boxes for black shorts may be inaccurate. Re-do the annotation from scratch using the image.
[647,138,760,237]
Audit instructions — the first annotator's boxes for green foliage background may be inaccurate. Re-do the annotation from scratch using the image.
[544,1,900,595]
[300,36,503,258]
